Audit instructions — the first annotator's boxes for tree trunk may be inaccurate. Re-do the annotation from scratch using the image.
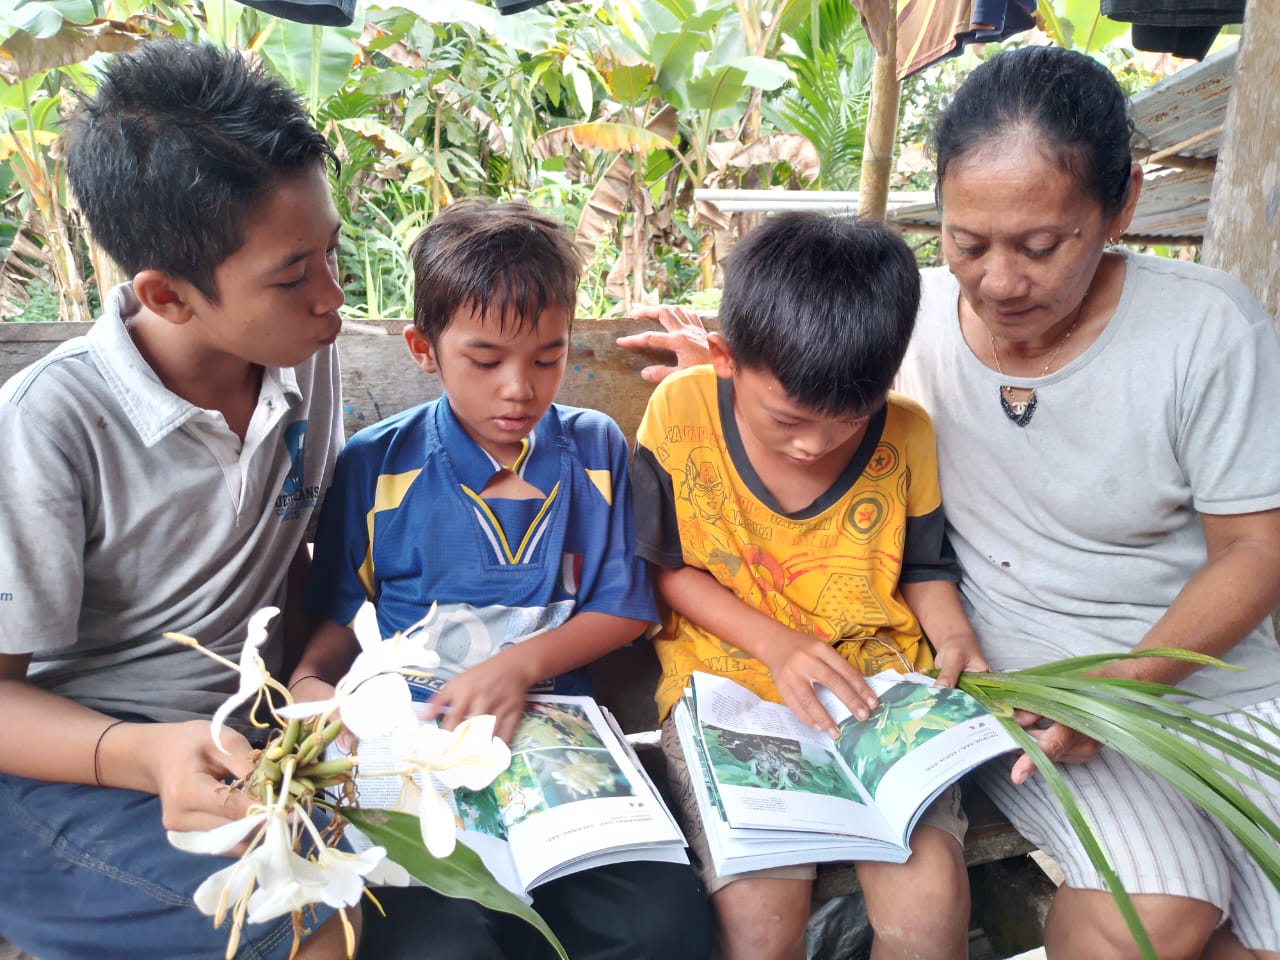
[857,13,900,221]
[1202,0,1280,321]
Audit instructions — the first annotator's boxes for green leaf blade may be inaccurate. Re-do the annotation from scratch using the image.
[343,808,568,960]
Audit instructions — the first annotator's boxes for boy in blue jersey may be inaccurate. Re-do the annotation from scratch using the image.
[296,198,712,959]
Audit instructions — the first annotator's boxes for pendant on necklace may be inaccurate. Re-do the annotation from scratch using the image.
[999,386,1037,427]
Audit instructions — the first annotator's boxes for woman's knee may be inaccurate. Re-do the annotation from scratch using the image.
[1045,887,1220,960]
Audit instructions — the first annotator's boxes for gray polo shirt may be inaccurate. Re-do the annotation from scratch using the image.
[0,284,343,727]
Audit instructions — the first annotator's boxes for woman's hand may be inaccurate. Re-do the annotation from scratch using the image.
[615,305,712,382]
[1010,722,1102,784]
[763,629,880,737]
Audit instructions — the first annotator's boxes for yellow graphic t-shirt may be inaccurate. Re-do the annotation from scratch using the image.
[633,366,959,721]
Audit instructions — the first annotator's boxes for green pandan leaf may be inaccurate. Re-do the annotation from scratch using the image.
[1009,647,1237,678]
[962,685,1158,960]
[343,808,567,960]
[955,649,1280,958]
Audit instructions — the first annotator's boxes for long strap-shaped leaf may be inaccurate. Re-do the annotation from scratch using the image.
[962,684,1158,960]
[998,674,1280,781]
[1005,648,1237,678]
[961,676,1280,897]
[975,685,1280,886]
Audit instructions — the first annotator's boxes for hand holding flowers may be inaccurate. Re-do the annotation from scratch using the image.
[162,606,562,960]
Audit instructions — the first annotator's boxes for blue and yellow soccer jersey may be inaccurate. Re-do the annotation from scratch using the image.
[633,366,960,721]
[306,397,658,696]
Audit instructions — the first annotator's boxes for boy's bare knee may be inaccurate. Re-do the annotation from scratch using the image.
[712,877,810,960]
[294,904,362,960]
[858,828,970,958]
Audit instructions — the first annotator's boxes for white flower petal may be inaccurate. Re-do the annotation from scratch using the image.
[208,607,278,754]
[411,716,511,791]
[192,856,259,920]
[168,811,267,855]
[340,673,418,741]
[364,852,413,887]
[416,783,458,858]
[245,607,279,651]
[277,697,340,721]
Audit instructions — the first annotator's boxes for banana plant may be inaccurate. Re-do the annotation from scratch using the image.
[0,0,130,321]
[534,0,819,300]
[764,0,873,190]
[1036,0,1128,53]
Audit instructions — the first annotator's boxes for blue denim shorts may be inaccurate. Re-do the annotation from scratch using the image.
[0,771,339,960]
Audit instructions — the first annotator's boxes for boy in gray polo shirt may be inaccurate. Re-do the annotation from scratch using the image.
[0,42,353,960]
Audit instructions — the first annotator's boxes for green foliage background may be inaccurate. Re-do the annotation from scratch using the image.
[0,0,1173,322]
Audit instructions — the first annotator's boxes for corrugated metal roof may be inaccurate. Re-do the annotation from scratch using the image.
[888,44,1238,244]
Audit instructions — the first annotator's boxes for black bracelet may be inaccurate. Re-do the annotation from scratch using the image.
[289,674,326,691]
[93,719,128,788]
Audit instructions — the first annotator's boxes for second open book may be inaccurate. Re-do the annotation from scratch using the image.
[341,694,688,901]
[673,670,1020,877]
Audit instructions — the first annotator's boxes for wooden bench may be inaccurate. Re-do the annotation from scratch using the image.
[0,318,1051,956]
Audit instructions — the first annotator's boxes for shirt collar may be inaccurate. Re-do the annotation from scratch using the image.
[433,395,555,491]
[88,282,301,447]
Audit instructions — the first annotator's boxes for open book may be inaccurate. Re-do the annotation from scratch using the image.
[342,694,688,901]
[673,670,1019,877]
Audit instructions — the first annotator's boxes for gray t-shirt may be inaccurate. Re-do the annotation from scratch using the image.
[0,284,343,728]
[897,252,1280,710]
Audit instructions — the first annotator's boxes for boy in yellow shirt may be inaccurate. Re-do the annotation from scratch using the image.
[633,213,989,960]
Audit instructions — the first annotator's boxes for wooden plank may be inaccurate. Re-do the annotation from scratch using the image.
[1,317,682,445]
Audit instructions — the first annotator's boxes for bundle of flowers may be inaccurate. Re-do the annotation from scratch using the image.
[164,607,566,960]
[955,648,1280,960]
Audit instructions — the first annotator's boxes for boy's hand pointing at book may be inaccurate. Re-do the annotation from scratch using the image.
[763,627,880,737]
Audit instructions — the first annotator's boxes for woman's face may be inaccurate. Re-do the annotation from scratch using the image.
[939,135,1129,346]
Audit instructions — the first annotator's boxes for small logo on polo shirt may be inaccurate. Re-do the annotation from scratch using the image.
[275,420,320,521]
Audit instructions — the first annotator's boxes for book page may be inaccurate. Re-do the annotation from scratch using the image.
[690,673,893,840]
[461,695,687,892]
[823,672,1019,839]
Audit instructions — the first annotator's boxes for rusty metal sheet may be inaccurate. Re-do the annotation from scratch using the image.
[1130,45,1237,162]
